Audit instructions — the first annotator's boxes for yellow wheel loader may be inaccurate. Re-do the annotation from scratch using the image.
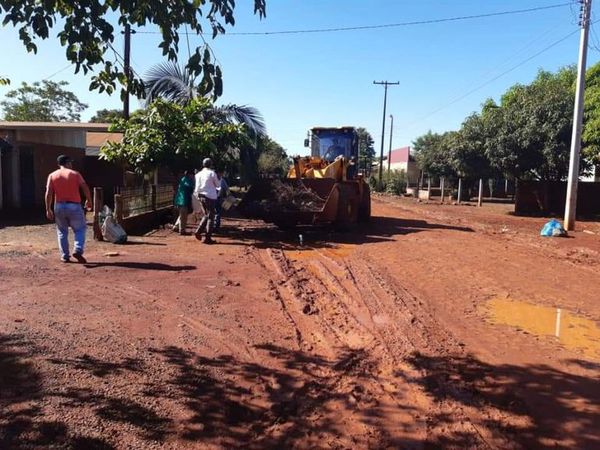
[240,127,371,229]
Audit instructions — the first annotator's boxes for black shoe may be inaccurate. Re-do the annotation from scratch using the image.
[194,231,203,241]
[203,237,216,245]
[61,256,70,263]
[72,252,87,264]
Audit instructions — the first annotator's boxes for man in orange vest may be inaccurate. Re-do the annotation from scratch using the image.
[45,155,93,263]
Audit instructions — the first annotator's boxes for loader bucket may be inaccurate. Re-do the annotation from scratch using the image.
[239,178,341,228]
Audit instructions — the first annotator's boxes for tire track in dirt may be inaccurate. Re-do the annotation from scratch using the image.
[263,243,524,448]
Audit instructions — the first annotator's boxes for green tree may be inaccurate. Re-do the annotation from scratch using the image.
[0,1,266,99]
[488,67,578,181]
[100,98,247,175]
[0,77,9,86]
[1,80,87,121]
[257,137,289,176]
[144,62,266,137]
[413,130,453,177]
[451,102,498,180]
[582,61,600,166]
[356,127,375,175]
[90,108,124,123]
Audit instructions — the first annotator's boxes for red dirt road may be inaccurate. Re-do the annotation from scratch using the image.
[1,197,599,449]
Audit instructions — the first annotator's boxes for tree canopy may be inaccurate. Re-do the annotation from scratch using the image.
[90,108,124,123]
[413,131,454,177]
[100,98,247,175]
[356,127,375,175]
[583,62,600,166]
[0,80,87,121]
[412,64,600,182]
[257,137,289,176]
[0,1,266,99]
[487,67,577,181]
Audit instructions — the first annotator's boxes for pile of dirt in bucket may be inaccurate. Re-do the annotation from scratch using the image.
[243,180,326,217]
[269,180,326,212]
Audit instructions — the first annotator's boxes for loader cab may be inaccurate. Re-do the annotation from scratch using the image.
[309,127,358,162]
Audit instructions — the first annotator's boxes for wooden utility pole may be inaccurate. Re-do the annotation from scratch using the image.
[93,187,103,240]
[387,114,394,175]
[373,81,399,187]
[123,23,131,120]
[564,0,592,231]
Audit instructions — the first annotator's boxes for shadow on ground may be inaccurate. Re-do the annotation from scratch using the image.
[83,262,196,271]
[396,352,600,449]
[216,215,474,250]
[3,332,598,449]
[0,334,115,449]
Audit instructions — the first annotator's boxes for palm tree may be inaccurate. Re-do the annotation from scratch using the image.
[144,61,266,138]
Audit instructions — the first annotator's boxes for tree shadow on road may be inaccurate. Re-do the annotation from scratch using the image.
[396,351,600,449]
[0,333,115,450]
[6,332,597,449]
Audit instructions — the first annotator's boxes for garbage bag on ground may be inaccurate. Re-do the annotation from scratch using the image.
[221,195,239,211]
[540,219,567,237]
[101,214,128,244]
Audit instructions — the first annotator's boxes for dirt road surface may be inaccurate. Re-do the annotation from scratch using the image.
[1,197,599,449]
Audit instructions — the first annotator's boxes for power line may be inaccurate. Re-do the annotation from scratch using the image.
[134,3,571,36]
[42,64,72,81]
[402,26,581,132]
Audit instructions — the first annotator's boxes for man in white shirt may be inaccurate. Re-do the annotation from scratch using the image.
[194,158,220,244]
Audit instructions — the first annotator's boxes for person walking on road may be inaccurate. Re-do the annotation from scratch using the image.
[173,169,194,235]
[194,158,220,244]
[45,155,93,263]
[214,169,229,232]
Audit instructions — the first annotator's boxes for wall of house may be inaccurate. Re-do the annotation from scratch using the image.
[515,180,600,216]
[389,161,420,184]
[15,129,86,149]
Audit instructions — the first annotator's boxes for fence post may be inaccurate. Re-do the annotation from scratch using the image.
[427,177,432,200]
[457,178,462,204]
[440,177,445,204]
[478,178,484,207]
[93,187,103,241]
[150,184,157,211]
[114,194,123,224]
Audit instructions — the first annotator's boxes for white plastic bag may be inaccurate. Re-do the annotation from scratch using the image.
[101,215,128,244]
[221,195,239,211]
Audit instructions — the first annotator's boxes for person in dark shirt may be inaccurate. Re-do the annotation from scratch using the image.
[173,170,194,235]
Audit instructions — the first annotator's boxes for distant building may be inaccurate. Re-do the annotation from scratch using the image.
[388,146,419,184]
[0,121,121,210]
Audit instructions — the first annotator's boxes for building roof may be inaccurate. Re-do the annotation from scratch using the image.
[0,121,111,131]
[85,132,123,156]
[389,146,412,164]
[86,132,122,148]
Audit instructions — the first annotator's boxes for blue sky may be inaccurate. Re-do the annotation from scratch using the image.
[0,1,598,156]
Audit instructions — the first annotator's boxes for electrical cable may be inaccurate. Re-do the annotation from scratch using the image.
[402,26,581,132]
[135,3,571,36]
[42,64,72,81]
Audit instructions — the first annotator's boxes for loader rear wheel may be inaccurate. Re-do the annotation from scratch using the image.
[358,185,371,222]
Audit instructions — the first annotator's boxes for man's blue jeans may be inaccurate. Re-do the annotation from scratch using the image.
[54,202,86,258]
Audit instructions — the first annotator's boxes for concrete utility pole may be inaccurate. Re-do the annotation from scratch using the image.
[564,0,592,231]
[373,81,399,186]
[387,114,394,175]
[123,23,132,120]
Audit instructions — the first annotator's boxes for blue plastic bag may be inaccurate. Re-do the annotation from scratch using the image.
[540,219,567,237]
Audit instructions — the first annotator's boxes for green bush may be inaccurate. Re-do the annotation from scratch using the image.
[368,170,407,195]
